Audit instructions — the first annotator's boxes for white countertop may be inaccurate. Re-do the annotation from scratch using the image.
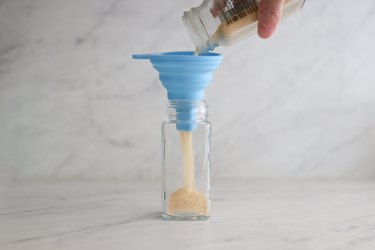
[1,180,375,250]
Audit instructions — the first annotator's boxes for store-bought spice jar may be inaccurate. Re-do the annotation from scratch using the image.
[183,0,305,53]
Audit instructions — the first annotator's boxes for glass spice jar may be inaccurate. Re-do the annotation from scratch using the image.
[183,0,305,53]
[162,100,211,220]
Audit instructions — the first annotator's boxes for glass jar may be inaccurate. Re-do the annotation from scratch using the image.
[183,0,305,53]
[161,100,211,220]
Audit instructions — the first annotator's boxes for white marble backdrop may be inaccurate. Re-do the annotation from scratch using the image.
[1,0,375,181]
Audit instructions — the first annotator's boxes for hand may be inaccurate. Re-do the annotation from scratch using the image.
[258,0,285,38]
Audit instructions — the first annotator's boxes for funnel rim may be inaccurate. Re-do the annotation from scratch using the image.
[133,51,222,61]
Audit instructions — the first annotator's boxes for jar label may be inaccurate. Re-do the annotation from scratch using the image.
[218,0,258,26]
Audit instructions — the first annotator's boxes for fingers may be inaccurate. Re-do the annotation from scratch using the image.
[258,0,285,39]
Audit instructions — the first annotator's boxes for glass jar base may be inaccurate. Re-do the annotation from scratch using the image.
[162,212,209,221]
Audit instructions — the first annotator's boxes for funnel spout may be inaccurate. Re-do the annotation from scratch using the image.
[133,51,223,130]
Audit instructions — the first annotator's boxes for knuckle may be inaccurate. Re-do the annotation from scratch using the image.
[259,6,281,24]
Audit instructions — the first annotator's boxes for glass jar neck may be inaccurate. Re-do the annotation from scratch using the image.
[183,5,218,53]
[166,100,208,124]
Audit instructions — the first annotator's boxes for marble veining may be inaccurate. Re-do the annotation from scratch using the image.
[1,181,375,249]
[1,0,375,180]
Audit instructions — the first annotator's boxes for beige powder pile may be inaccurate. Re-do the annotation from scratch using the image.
[168,187,208,215]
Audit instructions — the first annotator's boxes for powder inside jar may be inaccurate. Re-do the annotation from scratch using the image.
[167,131,208,216]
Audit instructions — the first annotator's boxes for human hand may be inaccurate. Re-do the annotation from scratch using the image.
[258,0,285,38]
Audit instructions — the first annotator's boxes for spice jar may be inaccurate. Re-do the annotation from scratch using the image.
[162,100,211,220]
[183,0,305,53]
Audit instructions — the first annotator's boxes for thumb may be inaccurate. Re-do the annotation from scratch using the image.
[258,0,285,39]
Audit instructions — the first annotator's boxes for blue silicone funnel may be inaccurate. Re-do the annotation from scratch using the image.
[133,51,222,131]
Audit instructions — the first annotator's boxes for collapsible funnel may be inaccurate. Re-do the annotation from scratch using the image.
[133,51,222,131]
